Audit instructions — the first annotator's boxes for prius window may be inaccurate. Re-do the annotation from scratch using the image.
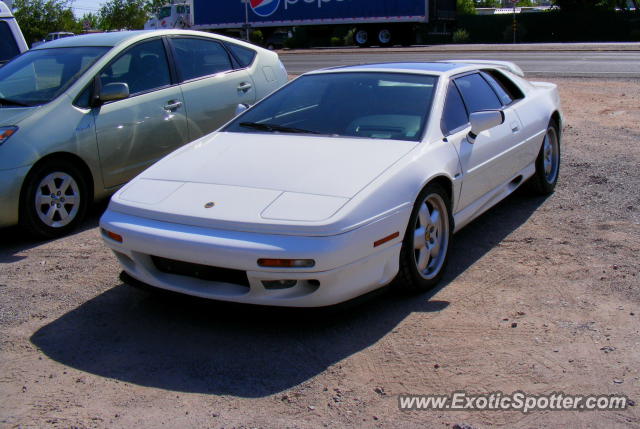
[171,38,233,81]
[100,39,171,95]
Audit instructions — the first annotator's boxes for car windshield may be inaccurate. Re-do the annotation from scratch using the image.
[224,72,438,142]
[0,46,109,107]
[158,6,172,18]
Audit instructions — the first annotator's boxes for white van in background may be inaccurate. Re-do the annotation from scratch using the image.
[0,0,27,65]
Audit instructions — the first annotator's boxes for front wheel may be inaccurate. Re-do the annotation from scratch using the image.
[20,159,89,238]
[354,27,370,47]
[527,120,561,195]
[395,183,453,293]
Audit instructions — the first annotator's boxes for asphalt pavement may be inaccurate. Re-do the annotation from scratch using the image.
[279,43,640,77]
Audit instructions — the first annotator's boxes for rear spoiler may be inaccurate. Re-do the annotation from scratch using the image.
[441,60,525,77]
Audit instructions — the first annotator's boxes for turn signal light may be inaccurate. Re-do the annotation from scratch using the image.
[373,231,400,247]
[101,228,123,243]
[257,258,315,268]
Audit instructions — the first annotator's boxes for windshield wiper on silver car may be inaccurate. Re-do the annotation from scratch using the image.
[0,97,30,107]
[239,122,320,134]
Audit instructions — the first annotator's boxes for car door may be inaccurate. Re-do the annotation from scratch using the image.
[445,72,523,211]
[168,36,256,140]
[94,38,188,189]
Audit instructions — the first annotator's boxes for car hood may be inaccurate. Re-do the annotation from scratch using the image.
[108,131,415,235]
[0,106,38,126]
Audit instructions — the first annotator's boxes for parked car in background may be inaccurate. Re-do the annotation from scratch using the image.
[0,30,288,238]
[0,0,27,66]
[101,61,562,307]
[32,32,75,48]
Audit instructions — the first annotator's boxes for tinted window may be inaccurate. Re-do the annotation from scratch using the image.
[454,73,502,113]
[100,39,170,95]
[225,42,256,68]
[483,69,524,102]
[0,46,108,106]
[225,72,438,142]
[171,38,233,80]
[0,21,20,63]
[442,83,469,135]
[481,71,513,105]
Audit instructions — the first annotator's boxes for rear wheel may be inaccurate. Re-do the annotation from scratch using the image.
[528,120,560,195]
[396,183,453,292]
[377,28,393,46]
[354,27,370,47]
[20,159,89,238]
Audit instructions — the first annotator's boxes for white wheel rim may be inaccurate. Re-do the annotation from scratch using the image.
[35,172,80,228]
[543,127,559,184]
[355,30,368,45]
[413,193,449,280]
[378,29,391,44]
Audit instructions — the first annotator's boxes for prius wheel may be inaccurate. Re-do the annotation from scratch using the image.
[396,183,453,293]
[528,120,560,195]
[20,159,89,239]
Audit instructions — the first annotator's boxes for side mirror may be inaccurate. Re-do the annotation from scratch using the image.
[98,82,130,104]
[468,110,505,143]
[235,103,249,116]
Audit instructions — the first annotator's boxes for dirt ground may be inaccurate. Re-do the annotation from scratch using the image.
[1,77,639,429]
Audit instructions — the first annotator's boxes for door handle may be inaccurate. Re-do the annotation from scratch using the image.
[164,100,182,112]
[237,82,252,93]
[510,122,520,133]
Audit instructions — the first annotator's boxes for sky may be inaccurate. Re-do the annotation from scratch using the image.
[71,0,105,17]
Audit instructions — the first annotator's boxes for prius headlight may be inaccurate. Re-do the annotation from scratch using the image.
[0,126,18,145]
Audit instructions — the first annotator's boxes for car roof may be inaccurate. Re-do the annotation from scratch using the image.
[30,29,260,51]
[307,62,476,77]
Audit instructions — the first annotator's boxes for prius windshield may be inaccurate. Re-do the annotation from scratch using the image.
[0,46,109,107]
[224,72,438,142]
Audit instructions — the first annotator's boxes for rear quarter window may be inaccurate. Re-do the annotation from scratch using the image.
[482,69,524,104]
[225,42,257,68]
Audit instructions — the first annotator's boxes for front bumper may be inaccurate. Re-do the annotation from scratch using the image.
[0,165,30,228]
[100,209,408,307]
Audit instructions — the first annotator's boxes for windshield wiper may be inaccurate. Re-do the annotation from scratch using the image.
[239,122,319,134]
[0,97,30,107]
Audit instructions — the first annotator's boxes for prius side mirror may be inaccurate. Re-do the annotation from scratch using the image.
[98,82,130,104]
[468,110,505,143]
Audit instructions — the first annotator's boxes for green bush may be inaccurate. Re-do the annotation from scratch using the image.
[330,36,342,46]
[250,30,264,45]
[452,28,470,44]
[343,28,355,46]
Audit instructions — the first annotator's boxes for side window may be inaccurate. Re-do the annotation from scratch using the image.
[171,38,233,81]
[454,73,502,114]
[225,42,257,68]
[0,21,20,63]
[100,39,170,96]
[482,69,524,103]
[442,82,469,135]
[481,71,514,106]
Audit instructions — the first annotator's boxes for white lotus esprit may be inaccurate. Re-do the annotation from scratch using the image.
[100,61,562,307]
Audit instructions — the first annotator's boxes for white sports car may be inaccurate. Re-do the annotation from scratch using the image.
[100,61,562,307]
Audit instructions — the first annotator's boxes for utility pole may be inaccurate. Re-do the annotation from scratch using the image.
[512,0,517,43]
[243,0,250,42]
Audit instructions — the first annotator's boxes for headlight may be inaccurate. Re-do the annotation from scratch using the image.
[0,126,18,145]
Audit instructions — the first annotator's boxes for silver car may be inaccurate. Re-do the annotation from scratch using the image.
[0,30,287,237]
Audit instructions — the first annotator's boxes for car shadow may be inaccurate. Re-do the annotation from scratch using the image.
[30,188,548,398]
[0,200,109,263]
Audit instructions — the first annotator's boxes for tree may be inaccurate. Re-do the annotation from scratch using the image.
[12,0,81,45]
[79,12,100,30]
[98,0,149,30]
[458,0,477,15]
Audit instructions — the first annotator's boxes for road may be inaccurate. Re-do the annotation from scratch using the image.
[280,49,640,77]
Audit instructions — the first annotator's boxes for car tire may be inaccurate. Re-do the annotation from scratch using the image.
[395,183,453,293]
[20,159,89,239]
[527,120,561,195]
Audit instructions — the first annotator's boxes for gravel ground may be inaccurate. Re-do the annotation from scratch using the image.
[0,77,639,428]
